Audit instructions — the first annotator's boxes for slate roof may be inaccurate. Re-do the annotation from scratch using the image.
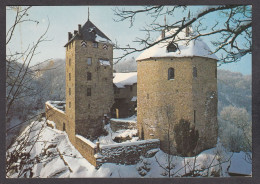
[64,20,111,47]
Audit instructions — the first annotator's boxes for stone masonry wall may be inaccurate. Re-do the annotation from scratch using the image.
[98,139,160,165]
[191,57,218,153]
[75,135,98,167]
[45,102,67,132]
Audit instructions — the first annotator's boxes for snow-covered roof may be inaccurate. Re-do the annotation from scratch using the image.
[136,28,218,61]
[113,72,137,88]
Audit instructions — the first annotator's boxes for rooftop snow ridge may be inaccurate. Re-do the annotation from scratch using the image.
[113,72,137,88]
[45,101,65,114]
[136,28,218,61]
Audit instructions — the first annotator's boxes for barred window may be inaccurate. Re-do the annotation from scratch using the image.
[87,58,92,66]
[87,72,91,80]
[168,68,174,80]
[93,42,98,48]
[193,67,197,78]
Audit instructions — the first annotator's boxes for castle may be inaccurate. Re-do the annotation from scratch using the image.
[45,17,218,167]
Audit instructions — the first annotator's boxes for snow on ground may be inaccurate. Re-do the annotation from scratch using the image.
[113,72,137,88]
[136,28,218,61]
[228,152,252,176]
[7,118,251,178]
[110,115,137,123]
[93,122,138,145]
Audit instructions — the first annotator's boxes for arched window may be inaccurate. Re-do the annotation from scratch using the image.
[193,67,197,78]
[87,72,91,80]
[168,68,175,80]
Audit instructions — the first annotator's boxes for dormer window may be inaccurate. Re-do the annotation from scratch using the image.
[167,42,177,53]
[93,42,98,48]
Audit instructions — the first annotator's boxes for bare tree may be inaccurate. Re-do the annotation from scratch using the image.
[113,5,251,64]
[6,6,50,120]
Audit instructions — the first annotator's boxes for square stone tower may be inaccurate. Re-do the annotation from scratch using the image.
[136,28,218,155]
[64,19,114,140]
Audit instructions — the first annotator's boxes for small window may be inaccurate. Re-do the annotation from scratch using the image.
[215,68,217,78]
[69,59,71,66]
[69,88,71,95]
[167,42,177,52]
[87,72,91,81]
[87,88,91,96]
[194,110,196,124]
[193,67,197,78]
[63,123,66,131]
[168,68,174,80]
[87,58,92,66]
[93,42,98,48]
[69,102,71,108]
[69,73,71,81]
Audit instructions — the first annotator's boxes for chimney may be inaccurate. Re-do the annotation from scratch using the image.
[161,29,165,39]
[78,24,81,34]
[74,30,78,35]
[68,32,72,40]
[186,26,189,37]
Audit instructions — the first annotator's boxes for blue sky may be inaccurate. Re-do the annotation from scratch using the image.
[6,6,251,75]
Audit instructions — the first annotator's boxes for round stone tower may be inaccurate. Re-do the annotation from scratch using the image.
[136,28,218,155]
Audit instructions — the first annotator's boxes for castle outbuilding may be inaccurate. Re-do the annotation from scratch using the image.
[136,27,218,155]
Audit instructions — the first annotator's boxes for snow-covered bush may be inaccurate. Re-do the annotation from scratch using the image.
[218,105,251,152]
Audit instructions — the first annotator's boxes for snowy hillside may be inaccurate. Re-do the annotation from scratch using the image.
[6,118,251,178]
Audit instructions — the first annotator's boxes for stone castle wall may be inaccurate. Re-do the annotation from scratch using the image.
[45,102,67,131]
[65,40,76,145]
[98,139,160,165]
[191,57,218,153]
[75,135,98,167]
